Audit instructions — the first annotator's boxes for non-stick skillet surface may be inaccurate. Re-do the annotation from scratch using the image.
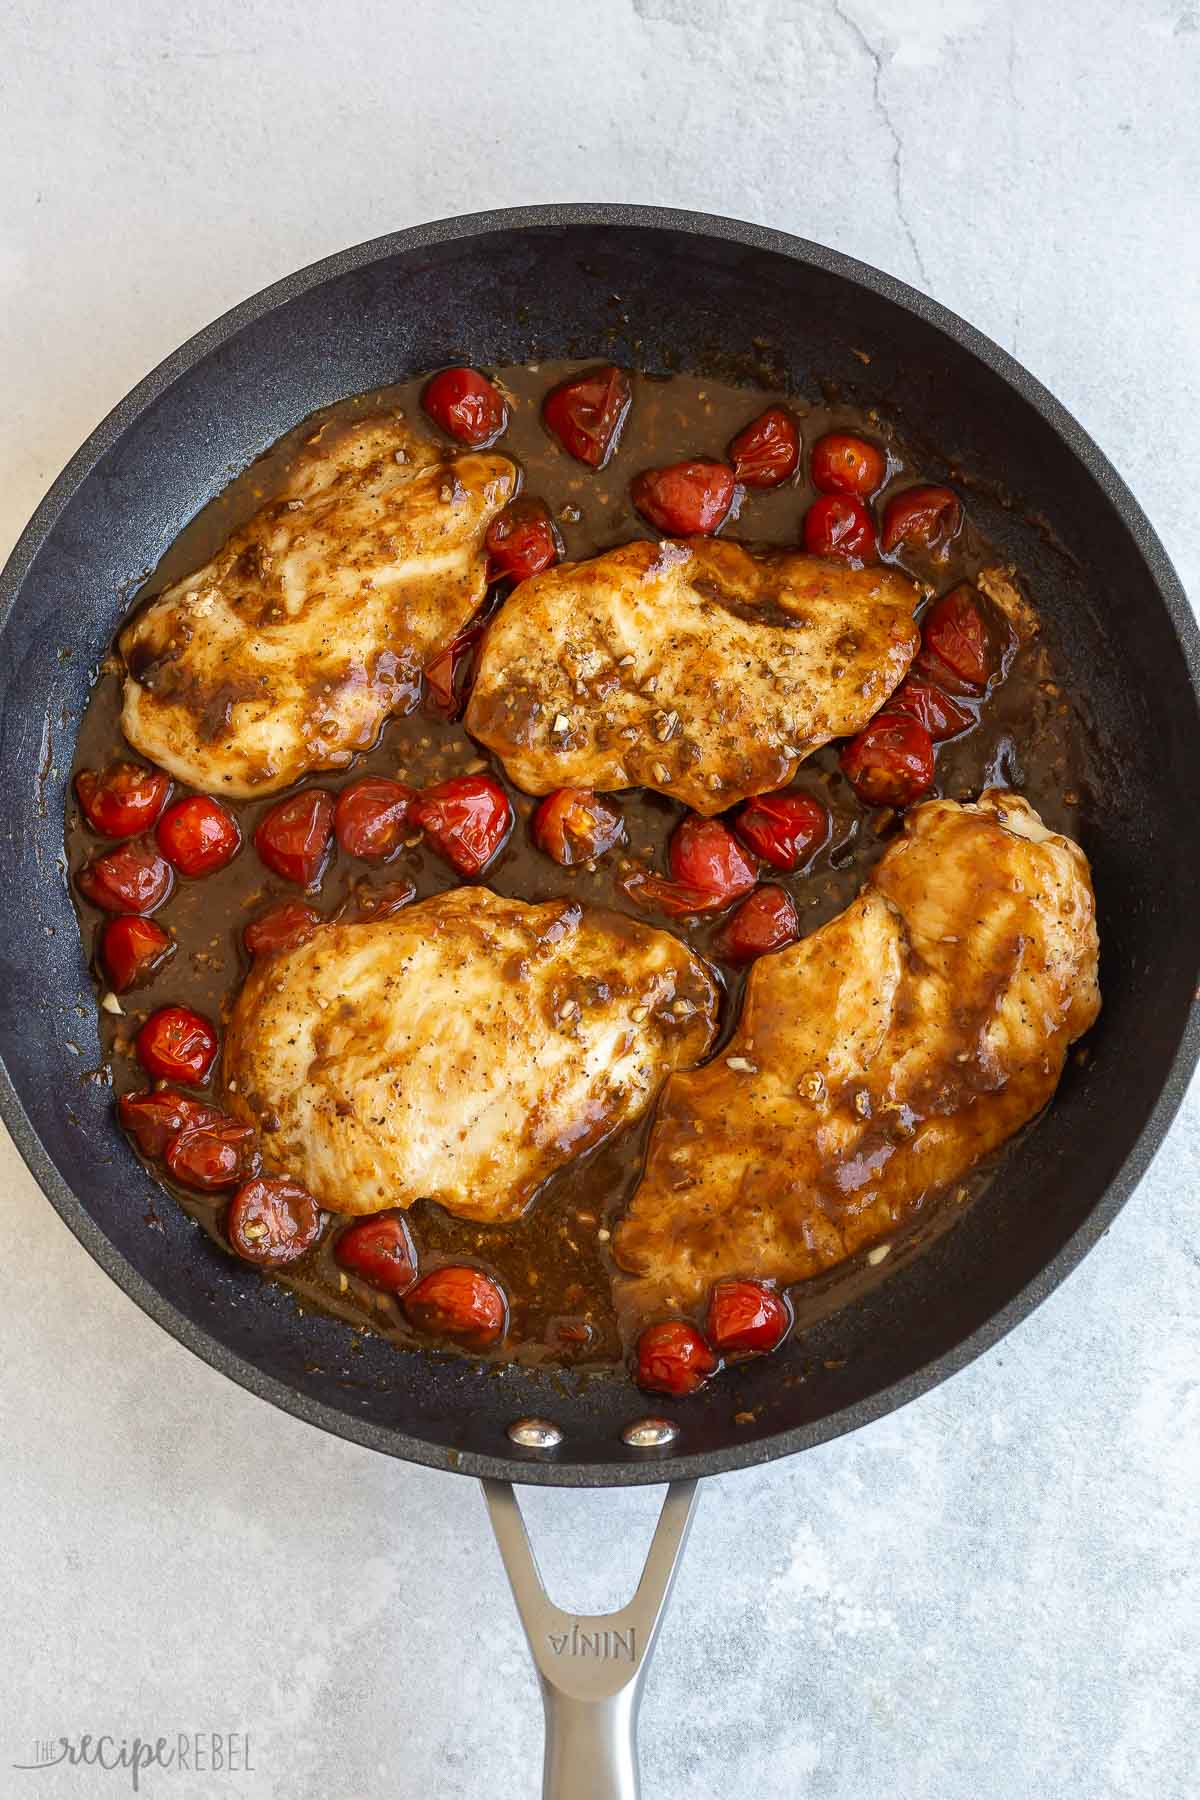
[1,206,1198,1485]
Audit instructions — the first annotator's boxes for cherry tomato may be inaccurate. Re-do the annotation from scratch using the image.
[254,789,334,888]
[344,878,417,921]
[421,366,507,447]
[99,914,173,992]
[802,493,877,561]
[136,1005,218,1085]
[810,432,887,498]
[485,497,562,583]
[620,873,721,918]
[532,789,625,866]
[334,1212,417,1294]
[333,777,414,863]
[917,585,995,691]
[733,790,829,870]
[412,773,512,877]
[635,1319,719,1396]
[404,1266,507,1346]
[880,484,962,557]
[424,618,489,720]
[728,407,800,488]
[243,900,323,959]
[840,714,935,808]
[668,816,757,907]
[887,675,974,742]
[165,1116,261,1192]
[155,795,241,876]
[542,365,631,468]
[631,461,736,537]
[118,1087,218,1159]
[719,885,799,963]
[706,1280,792,1355]
[77,839,174,914]
[75,762,171,838]
[227,1177,323,1266]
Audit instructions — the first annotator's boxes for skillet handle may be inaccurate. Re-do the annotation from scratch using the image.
[481,1478,700,1800]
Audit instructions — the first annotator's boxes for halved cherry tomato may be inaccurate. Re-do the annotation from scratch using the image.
[343,878,417,921]
[155,795,241,876]
[802,493,877,561]
[917,585,995,691]
[635,1319,719,1396]
[99,914,173,992]
[254,789,334,888]
[542,365,631,468]
[227,1177,323,1266]
[810,432,886,498]
[404,1266,507,1345]
[706,1280,792,1355]
[888,674,974,741]
[728,408,800,488]
[75,762,171,838]
[136,1005,218,1085]
[412,773,512,876]
[733,791,829,870]
[840,714,935,808]
[165,1116,261,1192]
[485,497,562,583]
[718,885,799,963]
[333,777,414,863]
[532,789,625,866]
[243,900,323,959]
[421,366,507,447]
[77,840,174,913]
[880,484,962,557]
[669,817,757,906]
[631,461,736,537]
[118,1087,218,1159]
[334,1212,417,1294]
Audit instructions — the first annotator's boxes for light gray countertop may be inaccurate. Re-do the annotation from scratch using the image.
[2,3,1197,1796]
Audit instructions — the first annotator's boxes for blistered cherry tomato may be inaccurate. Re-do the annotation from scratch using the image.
[424,617,490,720]
[542,365,631,468]
[334,1212,417,1294]
[728,407,800,488]
[99,914,173,992]
[155,795,241,876]
[733,791,828,870]
[706,1280,792,1355]
[254,789,334,888]
[880,484,962,557]
[840,714,935,808]
[136,1005,218,1085]
[719,885,799,963]
[75,762,171,838]
[669,817,757,907]
[917,585,995,691]
[802,493,877,561]
[810,432,886,498]
[532,789,625,866]
[887,675,974,741]
[412,773,512,877]
[631,460,736,537]
[486,497,562,583]
[333,777,414,863]
[243,900,323,959]
[165,1116,261,1192]
[227,1177,322,1266]
[404,1266,507,1345]
[118,1088,217,1159]
[635,1319,719,1396]
[421,366,507,447]
[77,840,174,914]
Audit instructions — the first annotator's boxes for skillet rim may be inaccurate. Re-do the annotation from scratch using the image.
[1,201,1198,1488]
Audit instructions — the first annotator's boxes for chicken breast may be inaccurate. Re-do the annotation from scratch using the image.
[223,887,718,1223]
[465,538,921,814]
[614,792,1099,1316]
[120,416,516,796]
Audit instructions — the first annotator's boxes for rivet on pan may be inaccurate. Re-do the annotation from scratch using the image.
[507,1417,564,1450]
[622,1417,679,1450]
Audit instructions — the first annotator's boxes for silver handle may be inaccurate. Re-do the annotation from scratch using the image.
[482,1478,700,1800]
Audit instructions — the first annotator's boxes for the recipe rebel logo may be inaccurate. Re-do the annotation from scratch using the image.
[12,1732,254,1791]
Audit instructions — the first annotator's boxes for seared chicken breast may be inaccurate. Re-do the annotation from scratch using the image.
[120,416,516,796]
[465,538,921,814]
[223,888,718,1223]
[614,792,1099,1316]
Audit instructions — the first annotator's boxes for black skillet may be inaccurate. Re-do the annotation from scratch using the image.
[2,206,1198,1797]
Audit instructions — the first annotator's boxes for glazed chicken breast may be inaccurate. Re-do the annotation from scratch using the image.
[120,416,516,797]
[465,538,921,814]
[223,888,718,1223]
[613,792,1100,1316]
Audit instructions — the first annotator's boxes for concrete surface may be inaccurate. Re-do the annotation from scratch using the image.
[2,2,1198,1796]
